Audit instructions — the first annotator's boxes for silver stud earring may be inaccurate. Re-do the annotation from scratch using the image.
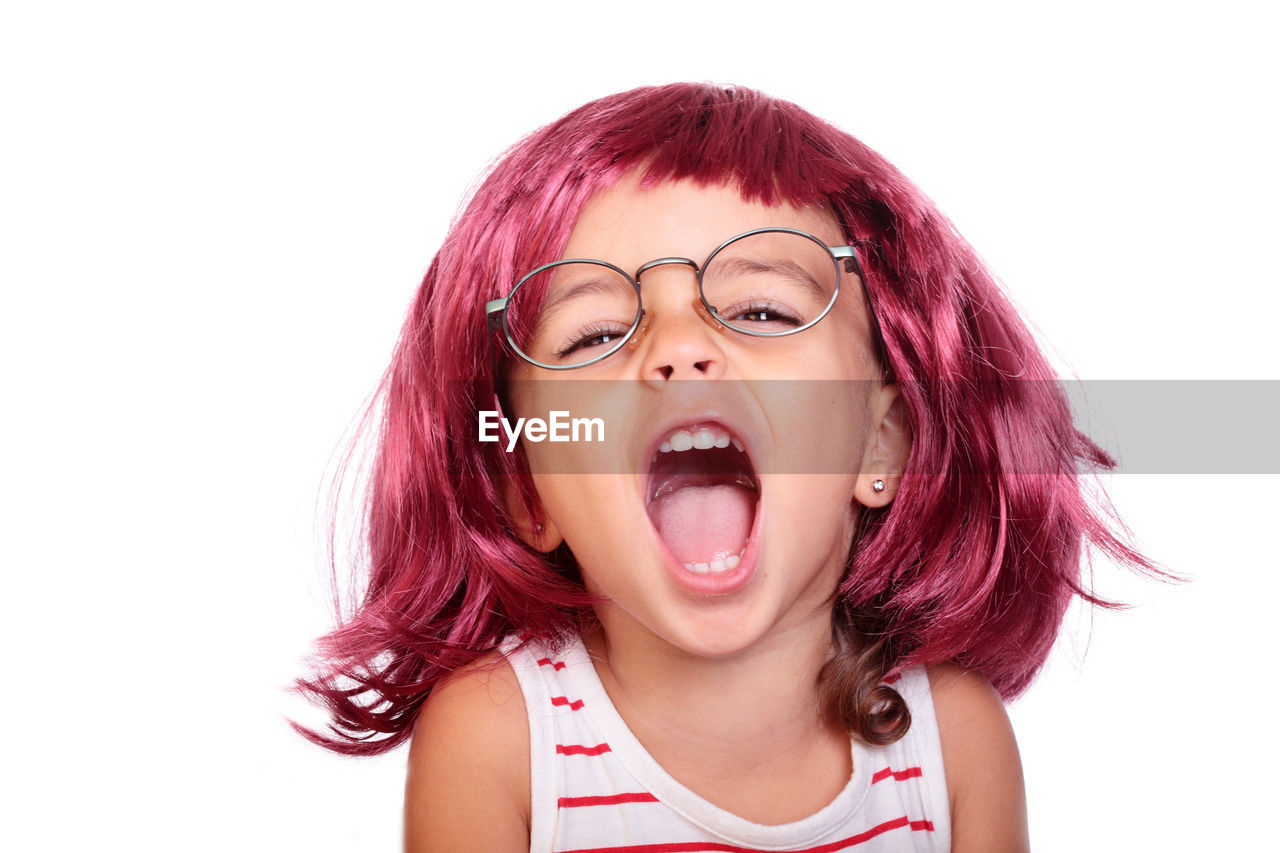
[872,479,886,493]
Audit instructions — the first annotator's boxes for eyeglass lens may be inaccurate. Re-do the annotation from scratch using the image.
[504,230,839,367]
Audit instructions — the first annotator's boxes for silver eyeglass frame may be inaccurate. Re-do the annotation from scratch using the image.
[484,226,875,371]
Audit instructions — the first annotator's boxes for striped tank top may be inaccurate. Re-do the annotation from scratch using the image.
[503,635,951,852]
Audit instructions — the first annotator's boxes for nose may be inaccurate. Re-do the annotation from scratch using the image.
[630,262,727,384]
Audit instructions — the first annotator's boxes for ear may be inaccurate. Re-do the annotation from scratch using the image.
[503,475,565,553]
[855,383,911,507]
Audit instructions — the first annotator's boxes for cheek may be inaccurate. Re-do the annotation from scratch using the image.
[756,374,871,566]
[761,470,862,609]
[807,288,882,381]
[508,377,635,478]
[767,473,861,538]
[532,473,668,623]
[755,378,871,478]
[531,472,646,564]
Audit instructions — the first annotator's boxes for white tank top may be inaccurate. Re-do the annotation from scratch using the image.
[504,635,952,852]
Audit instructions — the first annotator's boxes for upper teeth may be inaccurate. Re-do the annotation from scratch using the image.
[659,425,744,454]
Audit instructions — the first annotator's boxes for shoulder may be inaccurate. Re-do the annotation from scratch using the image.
[405,649,530,852]
[926,664,1029,853]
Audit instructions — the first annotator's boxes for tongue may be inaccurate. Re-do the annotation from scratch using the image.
[649,483,755,565]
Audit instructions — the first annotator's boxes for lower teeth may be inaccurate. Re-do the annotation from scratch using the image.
[682,552,743,574]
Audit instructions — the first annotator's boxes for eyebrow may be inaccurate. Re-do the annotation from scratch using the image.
[709,256,831,302]
[534,274,632,325]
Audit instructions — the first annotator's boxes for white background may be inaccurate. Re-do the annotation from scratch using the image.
[3,1,1277,850]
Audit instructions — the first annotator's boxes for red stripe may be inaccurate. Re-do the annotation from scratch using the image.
[871,765,923,784]
[538,657,567,670]
[558,792,660,808]
[882,672,901,684]
[551,696,585,711]
[555,742,611,756]
[554,814,933,852]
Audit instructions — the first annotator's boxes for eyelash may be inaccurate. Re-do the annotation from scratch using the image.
[555,323,631,359]
[551,298,804,360]
[721,300,803,326]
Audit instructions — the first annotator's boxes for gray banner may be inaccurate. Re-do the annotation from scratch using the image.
[478,380,1280,474]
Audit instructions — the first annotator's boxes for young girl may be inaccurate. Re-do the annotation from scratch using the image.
[297,83,1151,852]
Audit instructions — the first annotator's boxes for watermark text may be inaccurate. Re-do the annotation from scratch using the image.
[478,410,605,452]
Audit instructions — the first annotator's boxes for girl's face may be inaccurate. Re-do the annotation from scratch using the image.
[509,175,903,660]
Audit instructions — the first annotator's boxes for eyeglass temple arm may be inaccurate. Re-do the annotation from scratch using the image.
[485,298,508,328]
[485,298,512,419]
[831,244,892,378]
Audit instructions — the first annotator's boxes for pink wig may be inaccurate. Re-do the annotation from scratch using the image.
[296,83,1154,754]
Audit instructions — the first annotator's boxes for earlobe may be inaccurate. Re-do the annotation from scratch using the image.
[856,385,912,507]
[503,476,565,553]
[521,520,565,554]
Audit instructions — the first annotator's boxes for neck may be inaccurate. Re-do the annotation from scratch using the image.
[581,608,841,772]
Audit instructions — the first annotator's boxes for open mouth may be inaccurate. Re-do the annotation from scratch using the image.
[644,423,759,574]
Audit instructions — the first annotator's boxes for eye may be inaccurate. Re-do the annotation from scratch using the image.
[721,300,804,329]
[554,323,631,359]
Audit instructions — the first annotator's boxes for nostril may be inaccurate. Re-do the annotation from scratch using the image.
[640,311,726,382]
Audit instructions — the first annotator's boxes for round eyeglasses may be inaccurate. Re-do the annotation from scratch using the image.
[485,227,874,370]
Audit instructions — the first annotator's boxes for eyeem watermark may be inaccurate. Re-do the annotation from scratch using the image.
[478,410,605,452]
